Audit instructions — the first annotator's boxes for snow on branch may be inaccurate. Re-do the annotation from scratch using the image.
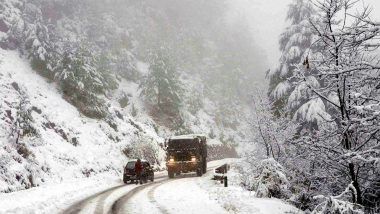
[312,183,364,214]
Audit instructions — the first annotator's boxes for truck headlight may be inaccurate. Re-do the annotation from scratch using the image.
[191,157,196,162]
[169,158,175,162]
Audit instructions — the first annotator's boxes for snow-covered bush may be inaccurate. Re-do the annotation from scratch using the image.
[122,136,163,167]
[289,190,315,212]
[0,143,42,192]
[312,184,364,214]
[237,157,291,199]
[8,82,40,142]
[253,158,291,199]
[130,104,138,117]
[118,92,129,108]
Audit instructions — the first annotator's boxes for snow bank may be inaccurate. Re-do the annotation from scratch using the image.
[0,174,121,214]
[197,160,301,214]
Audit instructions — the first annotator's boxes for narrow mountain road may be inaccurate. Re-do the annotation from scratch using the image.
[62,173,168,214]
[111,177,173,214]
[119,172,227,214]
[62,163,224,214]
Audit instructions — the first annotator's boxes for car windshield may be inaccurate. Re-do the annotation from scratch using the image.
[126,161,136,169]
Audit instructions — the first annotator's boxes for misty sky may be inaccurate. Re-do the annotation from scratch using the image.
[230,0,380,76]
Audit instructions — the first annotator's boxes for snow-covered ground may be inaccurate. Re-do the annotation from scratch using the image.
[198,161,302,214]
[154,177,228,214]
[0,159,300,214]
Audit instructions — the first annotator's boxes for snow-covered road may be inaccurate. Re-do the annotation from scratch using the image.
[121,170,227,214]
[1,159,300,214]
[62,172,169,214]
[62,162,224,214]
[63,170,225,214]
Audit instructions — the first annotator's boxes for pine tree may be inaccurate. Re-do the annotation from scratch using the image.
[55,42,111,118]
[140,47,183,116]
[2,1,58,78]
[268,0,318,121]
[0,0,24,48]
[25,21,57,79]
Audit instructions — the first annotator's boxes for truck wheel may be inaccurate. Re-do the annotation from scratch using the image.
[168,170,174,178]
[197,168,202,177]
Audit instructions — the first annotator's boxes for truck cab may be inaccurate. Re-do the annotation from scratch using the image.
[165,134,207,178]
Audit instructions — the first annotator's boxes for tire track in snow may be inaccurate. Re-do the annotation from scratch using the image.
[110,178,170,214]
[63,185,124,214]
[120,169,215,214]
[94,186,121,214]
[62,174,167,214]
[63,164,220,214]
[146,180,171,214]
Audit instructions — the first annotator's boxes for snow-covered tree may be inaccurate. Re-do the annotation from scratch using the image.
[25,21,57,78]
[288,0,380,211]
[247,90,319,207]
[140,47,183,116]
[251,90,298,160]
[0,0,23,48]
[0,1,59,78]
[268,0,319,122]
[55,42,115,118]
[10,86,39,143]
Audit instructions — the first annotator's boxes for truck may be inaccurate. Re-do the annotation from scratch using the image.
[165,134,207,178]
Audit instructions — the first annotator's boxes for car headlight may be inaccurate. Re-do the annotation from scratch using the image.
[169,158,175,162]
[191,157,196,162]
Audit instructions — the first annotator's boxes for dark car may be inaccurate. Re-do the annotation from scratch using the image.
[123,159,154,184]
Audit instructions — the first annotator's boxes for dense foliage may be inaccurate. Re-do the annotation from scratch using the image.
[262,0,380,213]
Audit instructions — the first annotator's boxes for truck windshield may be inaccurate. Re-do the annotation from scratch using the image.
[173,152,192,161]
[126,161,136,169]
[168,139,198,150]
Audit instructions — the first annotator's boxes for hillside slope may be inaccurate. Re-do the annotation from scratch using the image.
[0,49,165,192]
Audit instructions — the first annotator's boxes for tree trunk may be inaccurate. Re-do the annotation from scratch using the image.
[349,162,363,204]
